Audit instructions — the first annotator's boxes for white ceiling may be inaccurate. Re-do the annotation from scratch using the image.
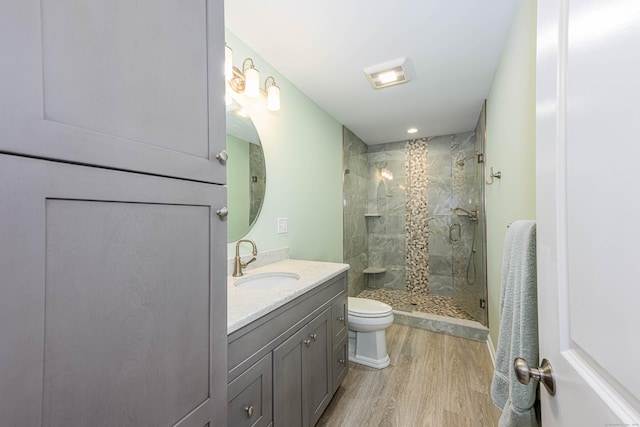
[225,1,519,145]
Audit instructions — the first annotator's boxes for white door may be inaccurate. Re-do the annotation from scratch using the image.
[536,0,640,424]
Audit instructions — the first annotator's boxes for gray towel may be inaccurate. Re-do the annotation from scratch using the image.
[491,220,538,427]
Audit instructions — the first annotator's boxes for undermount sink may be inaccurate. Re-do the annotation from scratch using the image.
[234,272,300,290]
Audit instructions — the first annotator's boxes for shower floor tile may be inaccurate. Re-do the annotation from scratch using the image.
[356,288,476,321]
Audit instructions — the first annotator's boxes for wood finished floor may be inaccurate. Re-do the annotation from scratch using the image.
[318,324,501,427]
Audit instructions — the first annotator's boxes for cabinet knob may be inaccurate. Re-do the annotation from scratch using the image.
[310,333,317,341]
[338,358,345,364]
[216,207,228,218]
[304,339,311,347]
[337,316,345,322]
[244,405,254,418]
[215,149,228,163]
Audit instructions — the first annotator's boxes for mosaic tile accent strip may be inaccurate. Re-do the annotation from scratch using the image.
[357,288,475,321]
[405,138,430,294]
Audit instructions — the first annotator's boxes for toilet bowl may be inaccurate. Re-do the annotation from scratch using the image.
[348,297,394,369]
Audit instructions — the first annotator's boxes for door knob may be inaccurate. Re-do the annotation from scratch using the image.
[310,333,317,341]
[514,358,556,396]
[304,339,311,347]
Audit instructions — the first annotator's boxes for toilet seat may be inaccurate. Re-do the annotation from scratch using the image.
[348,297,392,318]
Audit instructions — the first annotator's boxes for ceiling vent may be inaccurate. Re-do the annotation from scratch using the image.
[363,57,413,90]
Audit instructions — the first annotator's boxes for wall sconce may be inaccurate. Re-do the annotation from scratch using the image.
[226,48,281,111]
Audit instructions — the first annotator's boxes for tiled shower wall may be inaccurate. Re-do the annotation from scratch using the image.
[366,142,406,290]
[427,132,476,297]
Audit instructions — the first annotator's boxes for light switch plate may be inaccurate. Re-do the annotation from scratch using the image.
[277,217,288,234]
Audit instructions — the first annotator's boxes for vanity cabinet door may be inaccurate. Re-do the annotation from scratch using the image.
[273,327,308,427]
[272,308,332,427]
[307,309,332,427]
[1,0,226,184]
[228,353,272,427]
[0,155,227,426]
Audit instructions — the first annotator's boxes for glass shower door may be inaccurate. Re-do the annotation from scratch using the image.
[451,102,488,325]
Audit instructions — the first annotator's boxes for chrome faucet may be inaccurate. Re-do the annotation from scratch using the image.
[233,239,258,277]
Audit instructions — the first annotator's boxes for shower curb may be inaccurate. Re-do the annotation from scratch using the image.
[392,310,489,342]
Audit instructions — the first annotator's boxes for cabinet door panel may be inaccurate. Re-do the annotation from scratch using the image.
[0,0,225,183]
[0,155,227,426]
[307,309,332,427]
[273,328,307,427]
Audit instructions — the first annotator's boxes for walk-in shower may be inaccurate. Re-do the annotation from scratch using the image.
[343,102,488,326]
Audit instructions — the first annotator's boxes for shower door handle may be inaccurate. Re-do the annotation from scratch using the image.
[449,223,461,242]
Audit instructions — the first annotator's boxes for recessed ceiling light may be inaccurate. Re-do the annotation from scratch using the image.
[407,128,418,134]
[363,57,413,90]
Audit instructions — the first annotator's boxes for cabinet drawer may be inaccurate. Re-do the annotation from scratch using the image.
[331,293,348,344]
[228,353,272,427]
[332,334,349,394]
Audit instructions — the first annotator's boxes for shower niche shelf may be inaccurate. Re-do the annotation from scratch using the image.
[364,213,381,217]
[363,267,386,274]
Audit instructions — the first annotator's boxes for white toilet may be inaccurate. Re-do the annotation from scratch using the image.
[347,297,394,369]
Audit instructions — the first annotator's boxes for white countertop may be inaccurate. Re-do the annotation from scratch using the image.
[227,259,349,334]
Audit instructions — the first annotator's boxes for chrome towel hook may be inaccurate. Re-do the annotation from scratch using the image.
[486,167,502,185]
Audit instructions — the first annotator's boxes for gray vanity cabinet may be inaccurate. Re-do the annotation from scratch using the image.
[227,272,348,427]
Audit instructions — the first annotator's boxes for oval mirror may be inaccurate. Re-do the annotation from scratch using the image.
[226,100,266,242]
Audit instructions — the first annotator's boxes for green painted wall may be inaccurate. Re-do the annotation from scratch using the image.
[225,31,344,263]
[485,0,537,347]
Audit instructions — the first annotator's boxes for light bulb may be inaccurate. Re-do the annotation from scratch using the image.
[267,84,280,111]
[245,67,260,97]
